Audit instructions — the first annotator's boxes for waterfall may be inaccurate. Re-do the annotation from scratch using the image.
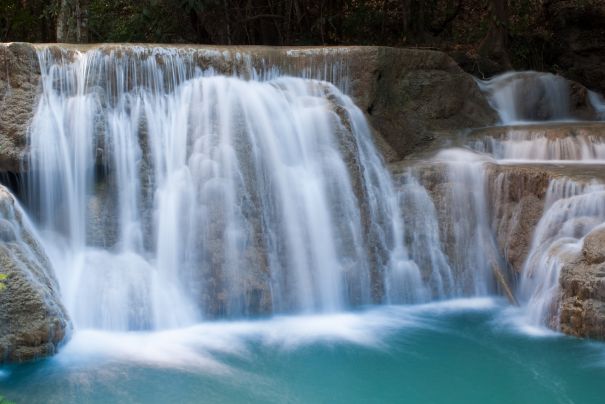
[24,47,422,331]
[519,180,605,327]
[589,91,605,119]
[393,149,502,300]
[478,71,572,124]
[469,126,605,161]
[396,117,605,329]
[395,174,453,299]
[17,45,605,338]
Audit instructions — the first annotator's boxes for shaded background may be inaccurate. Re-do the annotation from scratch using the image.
[0,1,604,92]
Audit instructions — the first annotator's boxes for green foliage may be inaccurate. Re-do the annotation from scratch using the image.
[88,0,204,42]
[0,0,595,76]
[0,273,7,292]
[0,0,55,42]
[0,394,15,404]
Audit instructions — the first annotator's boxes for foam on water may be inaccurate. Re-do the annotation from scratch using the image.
[50,298,499,372]
[3,297,605,404]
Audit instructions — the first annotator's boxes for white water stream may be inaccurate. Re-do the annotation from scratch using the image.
[15,47,605,336]
[26,47,422,331]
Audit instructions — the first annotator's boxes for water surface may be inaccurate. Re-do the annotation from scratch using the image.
[1,299,603,404]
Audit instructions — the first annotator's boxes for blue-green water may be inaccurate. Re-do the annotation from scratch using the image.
[1,299,603,404]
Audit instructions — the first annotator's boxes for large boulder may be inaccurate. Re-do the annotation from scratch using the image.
[559,225,605,339]
[0,186,70,363]
[344,47,498,159]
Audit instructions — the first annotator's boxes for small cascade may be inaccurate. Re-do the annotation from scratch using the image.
[431,149,500,296]
[469,126,605,161]
[394,149,501,300]
[478,71,573,124]
[24,46,423,331]
[589,91,605,119]
[397,118,605,329]
[395,174,451,299]
[519,180,605,326]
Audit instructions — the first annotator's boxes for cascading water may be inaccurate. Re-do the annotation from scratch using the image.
[397,93,605,328]
[469,126,605,161]
[395,149,503,300]
[478,71,573,124]
[13,46,605,338]
[25,47,422,331]
[589,91,605,119]
[519,179,605,326]
[394,174,452,299]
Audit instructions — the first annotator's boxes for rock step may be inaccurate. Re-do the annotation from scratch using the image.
[467,122,605,141]
[391,159,605,187]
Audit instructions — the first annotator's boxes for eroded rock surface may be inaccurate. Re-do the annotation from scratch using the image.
[0,186,70,363]
[559,225,605,339]
[0,43,40,172]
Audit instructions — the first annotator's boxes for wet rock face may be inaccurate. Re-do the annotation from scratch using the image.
[394,160,554,276]
[0,43,41,172]
[486,165,551,275]
[582,226,605,265]
[559,226,605,339]
[352,48,497,160]
[0,186,70,363]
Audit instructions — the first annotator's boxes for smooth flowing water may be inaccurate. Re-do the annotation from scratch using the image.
[26,47,422,330]
[470,127,605,161]
[2,46,605,403]
[1,299,604,404]
[478,72,573,124]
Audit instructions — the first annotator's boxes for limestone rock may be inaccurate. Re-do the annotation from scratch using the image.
[0,43,40,172]
[347,47,498,159]
[559,257,605,339]
[487,165,550,274]
[582,225,605,265]
[0,186,70,363]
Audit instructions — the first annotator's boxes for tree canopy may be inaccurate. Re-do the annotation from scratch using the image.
[0,1,596,74]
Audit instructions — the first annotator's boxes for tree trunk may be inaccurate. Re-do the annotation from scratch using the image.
[478,0,511,68]
[56,0,88,43]
[401,0,426,44]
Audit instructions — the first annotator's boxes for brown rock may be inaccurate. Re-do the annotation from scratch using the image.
[0,186,71,363]
[559,259,605,339]
[582,226,605,264]
[352,48,497,159]
[0,43,41,172]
